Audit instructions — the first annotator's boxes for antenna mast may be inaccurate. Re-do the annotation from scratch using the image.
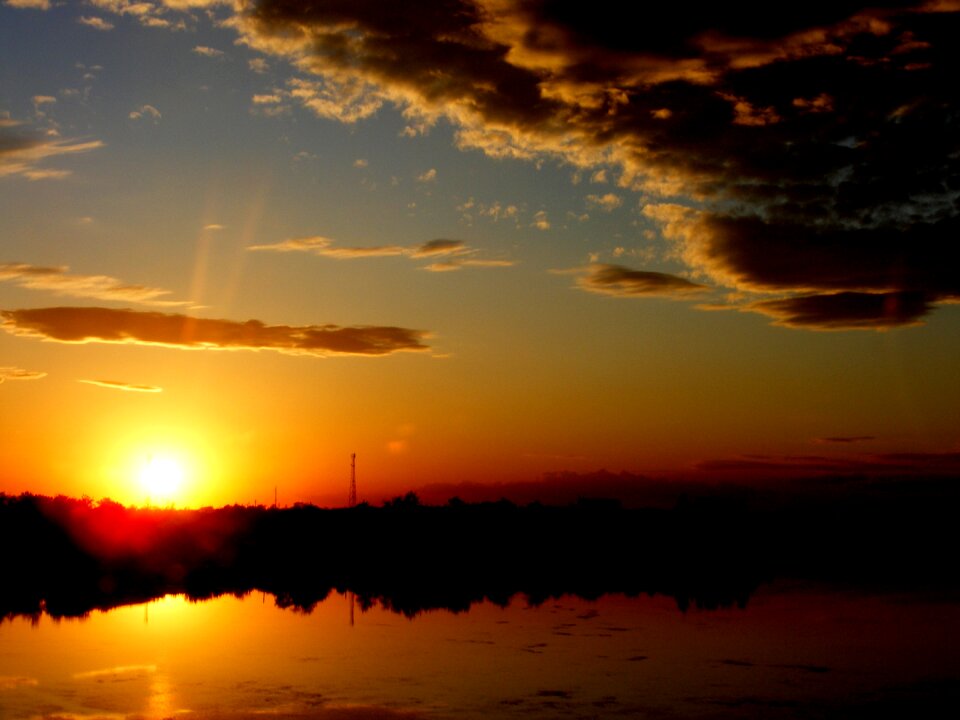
[348,453,357,507]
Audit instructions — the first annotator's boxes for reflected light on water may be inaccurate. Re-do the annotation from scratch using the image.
[1,588,958,719]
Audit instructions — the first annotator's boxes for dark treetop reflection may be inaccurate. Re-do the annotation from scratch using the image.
[1,487,956,622]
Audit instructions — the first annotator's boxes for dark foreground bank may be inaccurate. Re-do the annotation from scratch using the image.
[1,488,956,621]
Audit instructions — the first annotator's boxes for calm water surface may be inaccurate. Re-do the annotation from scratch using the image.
[2,584,958,719]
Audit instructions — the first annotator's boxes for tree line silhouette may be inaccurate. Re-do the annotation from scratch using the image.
[1,487,955,622]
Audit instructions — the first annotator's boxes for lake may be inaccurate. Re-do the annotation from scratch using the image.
[2,583,958,719]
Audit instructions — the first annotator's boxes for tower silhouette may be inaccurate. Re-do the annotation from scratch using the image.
[348,453,357,507]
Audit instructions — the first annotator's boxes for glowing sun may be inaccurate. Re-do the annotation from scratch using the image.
[138,455,186,504]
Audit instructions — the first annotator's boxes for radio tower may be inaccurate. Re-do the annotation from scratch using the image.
[348,453,357,507]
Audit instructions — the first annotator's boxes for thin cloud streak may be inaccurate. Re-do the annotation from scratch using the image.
[567,263,708,298]
[0,262,191,307]
[0,366,46,383]
[248,235,512,269]
[0,131,103,180]
[1,306,430,357]
[78,379,163,393]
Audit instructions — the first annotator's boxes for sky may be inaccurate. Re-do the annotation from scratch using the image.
[1,0,959,507]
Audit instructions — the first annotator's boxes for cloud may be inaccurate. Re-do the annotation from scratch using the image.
[203,223,225,231]
[586,193,622,212]
[0,675,39,690]
[1,307,430,357]
[695,450,960,477]
[78,16,115,31]
[0,366,46,384]
[129,104,161,121]
[215,0,960,330]
[816,436,876,444]
[354,158,369,168]
[531,210,550,231]
[0,130,103,180]
[423,258,515,272]
[193,45,224,58]
[78,379,163,393]
[22,169,72,181]
[417,168,437,183]
[287,76,383,123]
[0,262,191,306]
[408,239,466,257]
[248,235,512,268]
[4,0,50,9]
[748,291,932,330]
[570,263,708,298]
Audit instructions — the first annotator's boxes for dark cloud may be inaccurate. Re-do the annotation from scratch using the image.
[0,307,429,357]
[748,291,933,329]
[408,239,466,257]
[573,263,707,298]
[225,0,960,330]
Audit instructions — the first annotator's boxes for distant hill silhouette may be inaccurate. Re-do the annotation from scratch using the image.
[1,489,956,622]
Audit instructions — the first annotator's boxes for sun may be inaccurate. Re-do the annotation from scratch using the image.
[138,455,186,505]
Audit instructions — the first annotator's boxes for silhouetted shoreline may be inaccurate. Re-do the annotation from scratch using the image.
[2,489,957,622]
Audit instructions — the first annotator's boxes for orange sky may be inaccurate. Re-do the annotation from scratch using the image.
[2,1,959,507]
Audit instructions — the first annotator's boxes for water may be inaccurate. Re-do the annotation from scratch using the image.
[2,584,958,719]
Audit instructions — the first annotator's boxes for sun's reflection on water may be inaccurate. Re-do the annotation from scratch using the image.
[0,588,958,719]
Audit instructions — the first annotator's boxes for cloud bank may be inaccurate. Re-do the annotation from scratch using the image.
[18,0,960,329]
[0,306,429,357]
[218,0,960,330]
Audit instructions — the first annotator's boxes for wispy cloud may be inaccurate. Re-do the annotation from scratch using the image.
[74,664,156,681]
[4,0,50,9]
[0,130,103,180]
[78,16,114,31]
[417,168,437,183]
[424,259,515,272]
[193,45,224,58]
[0,675,39,690]
[78,379,163,393]
[1,307,430,357]
[586,193,622,212]
[0,262,190,306]
[248,236,512,270]
[531,211,550,231]
[564,263,708,298]
[129,104,161,122]
[0,366,46,384]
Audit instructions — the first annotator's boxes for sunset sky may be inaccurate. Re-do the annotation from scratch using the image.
[2,0,959,507]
